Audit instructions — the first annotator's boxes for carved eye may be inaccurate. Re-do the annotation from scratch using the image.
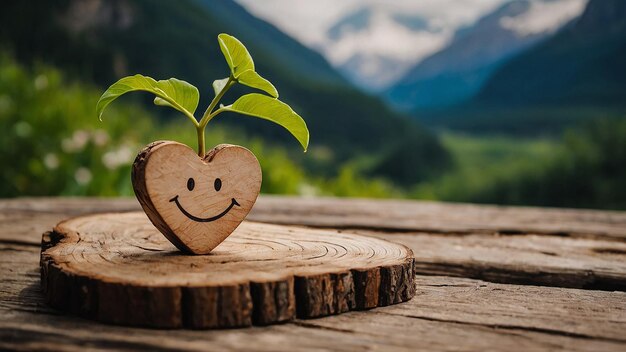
[214,178,222,192]
[187,178,195,191]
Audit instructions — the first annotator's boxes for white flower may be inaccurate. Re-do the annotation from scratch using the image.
[92,130,109,147]
[298,183,319,197]
[72,130,89,148]
[61,130,89,152]
[44,153,59,170]
[74,167,92,185]
[102,146,134,170]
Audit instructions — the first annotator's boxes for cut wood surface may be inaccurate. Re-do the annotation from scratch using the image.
[1,196,625,351]
[40,212,414,328]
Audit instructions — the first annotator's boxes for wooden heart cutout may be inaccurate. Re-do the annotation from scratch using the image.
[132,141,262,254]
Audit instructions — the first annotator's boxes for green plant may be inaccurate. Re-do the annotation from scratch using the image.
[96,33,309,156]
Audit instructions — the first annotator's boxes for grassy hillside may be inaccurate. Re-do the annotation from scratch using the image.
[0,0,449,183]
[412,121,626,210]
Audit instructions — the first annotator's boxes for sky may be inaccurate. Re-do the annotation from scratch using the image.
[234,0,510,88]
[235,0,510,48]
[234,0,587,90]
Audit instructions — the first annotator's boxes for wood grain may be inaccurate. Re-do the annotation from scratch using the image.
[251,196,626,241]
[2,196,625,244]
[2,242,625,351]
[132,141,262,254]
[39,212,415,328]
[358,230,626,290]
[1,197,626,350]
[1,197,624,290]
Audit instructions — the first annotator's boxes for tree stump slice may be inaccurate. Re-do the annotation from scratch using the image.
[40,212,415,329]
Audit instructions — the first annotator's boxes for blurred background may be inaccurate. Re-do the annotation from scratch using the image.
[1,0,624,209]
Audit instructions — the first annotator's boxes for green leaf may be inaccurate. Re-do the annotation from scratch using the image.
[96,74,199,121]
[216,34,279,98]
[152,78,199,115]
[217,33,254,77]
[237,70,279,98]
[212,77,230,96]
[224,93,309,151]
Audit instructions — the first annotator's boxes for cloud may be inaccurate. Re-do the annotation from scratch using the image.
[236,0,509,46]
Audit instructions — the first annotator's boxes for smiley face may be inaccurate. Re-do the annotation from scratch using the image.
[132,141,262,254]
[169,176,240,222]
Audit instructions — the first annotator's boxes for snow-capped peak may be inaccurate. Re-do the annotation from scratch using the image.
[323,7,452,90]
[234,0,588,92]
[500,0,587,37]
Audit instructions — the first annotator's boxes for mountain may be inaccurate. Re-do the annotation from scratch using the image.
[194,0,343,87]
[321,6,450,92]
[0,0,448,180]
[476,0,626,107]
[415,0,626,136]
[386,0,587,111]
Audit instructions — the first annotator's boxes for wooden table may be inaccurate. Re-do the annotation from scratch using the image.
[1,196,625,351]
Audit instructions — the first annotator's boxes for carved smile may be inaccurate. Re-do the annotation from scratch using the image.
[169,195,240,222]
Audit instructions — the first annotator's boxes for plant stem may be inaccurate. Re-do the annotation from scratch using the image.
[196,125,205,157]
[199,76,235,129]
[195,75,236,156]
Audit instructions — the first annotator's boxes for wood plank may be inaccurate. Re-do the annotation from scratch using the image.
[1,242,624,351]
[251,196,626,241]
[1,198,625,290]
[394,276,626,341]
[357,230,626,290]
[0,198,139,245]
[2,196,626,244]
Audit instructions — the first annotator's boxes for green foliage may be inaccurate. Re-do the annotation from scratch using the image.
[236,70,278,98]
[4,55,626,209]
[412,133,557,201]
[4,1,623,209]
[369,135,451,186]
[0,0,449,185]
[467,118,626,209]
[414,124,626,210]
[247,139,307,194]
[0,56,383,198]
[97,33,308,154]
[226,94,309,151]
[317,166,400,198]
[217,33,278,98]
[0,56,150,196]
[218,33,255,77]
[97,75,199,123]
